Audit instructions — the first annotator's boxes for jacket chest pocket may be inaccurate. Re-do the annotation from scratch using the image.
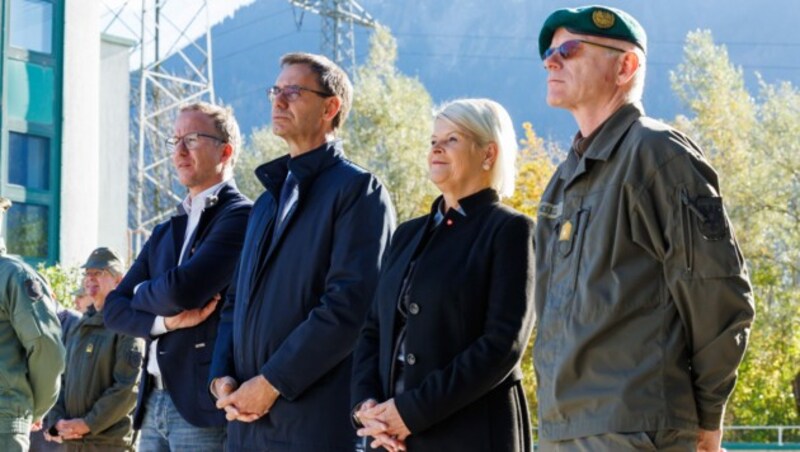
[547,207,591,308]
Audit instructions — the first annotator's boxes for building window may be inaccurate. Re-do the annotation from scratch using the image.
[6,202,48,258]
[9,132,49,190]
[9,0,52,54]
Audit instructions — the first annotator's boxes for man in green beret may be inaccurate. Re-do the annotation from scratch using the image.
[0,197,65,451]
[532,5,755,452]
[44,247,144,451]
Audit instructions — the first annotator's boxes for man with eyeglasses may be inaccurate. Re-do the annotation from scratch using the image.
[104,102,252,451]
[533,6,754,452]
[208,52,395,451]
[0,197,64,452]
[44,247,144,451]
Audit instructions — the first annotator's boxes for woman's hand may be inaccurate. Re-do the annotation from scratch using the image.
[357,398,410,451]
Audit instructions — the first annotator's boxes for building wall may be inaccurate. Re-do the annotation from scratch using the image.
[60,10,133,265]
[59,0,100,266]
[1,0,64,264]
[99,34,134,262]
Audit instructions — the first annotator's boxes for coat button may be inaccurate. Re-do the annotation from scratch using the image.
[408,303,420,315]
[406,353,416,365]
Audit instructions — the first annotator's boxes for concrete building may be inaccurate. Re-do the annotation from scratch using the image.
[1,0,133,265]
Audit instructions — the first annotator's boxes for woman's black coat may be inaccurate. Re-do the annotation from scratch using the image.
[351,189,536,451]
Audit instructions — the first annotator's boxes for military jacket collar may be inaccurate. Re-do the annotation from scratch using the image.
[560,103,644,183]
[81,306,105,327]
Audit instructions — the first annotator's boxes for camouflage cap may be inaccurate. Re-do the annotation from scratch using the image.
[539,5,647,59]
[81,247,124,275]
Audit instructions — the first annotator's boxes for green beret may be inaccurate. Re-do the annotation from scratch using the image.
[539,5,647,59]
[82,247,124,275]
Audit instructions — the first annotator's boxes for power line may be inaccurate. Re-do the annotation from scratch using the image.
[214,7,294,38]
[213,30,311,62]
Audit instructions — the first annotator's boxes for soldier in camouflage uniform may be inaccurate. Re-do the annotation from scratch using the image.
[0,197,65,451]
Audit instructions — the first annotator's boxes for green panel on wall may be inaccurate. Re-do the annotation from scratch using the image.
[6,59,53,124]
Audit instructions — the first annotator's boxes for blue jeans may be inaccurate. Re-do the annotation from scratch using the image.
[138,389,226,452]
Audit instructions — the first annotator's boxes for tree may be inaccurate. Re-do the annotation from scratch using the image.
[343,26,438,221]
[671,30,800,439]
[234,127,287,200]
[506,121,562,430]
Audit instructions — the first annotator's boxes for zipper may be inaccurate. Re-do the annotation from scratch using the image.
[680,188,695,274]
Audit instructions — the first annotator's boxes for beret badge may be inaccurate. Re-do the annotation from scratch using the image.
[592,9,615,29]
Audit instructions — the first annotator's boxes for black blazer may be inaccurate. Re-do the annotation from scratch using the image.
[104,180,252,428]
[352,188,536,452]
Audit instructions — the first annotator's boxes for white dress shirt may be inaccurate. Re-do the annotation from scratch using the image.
[146,180,229,381]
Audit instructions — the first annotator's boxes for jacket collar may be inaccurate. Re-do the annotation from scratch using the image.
[255,140,345,196]
[428,187,499,218]
[559,102,644,182]
[81,306,105,326]
[174,179,240,216]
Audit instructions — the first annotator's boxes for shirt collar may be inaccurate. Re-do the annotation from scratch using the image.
[180,178,229,216]
[433,199,466,226]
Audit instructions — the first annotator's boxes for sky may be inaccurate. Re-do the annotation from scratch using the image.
[100,0,257,66]
[99,0,800,145]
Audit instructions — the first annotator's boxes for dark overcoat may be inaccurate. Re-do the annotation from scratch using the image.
[210,141,395,451]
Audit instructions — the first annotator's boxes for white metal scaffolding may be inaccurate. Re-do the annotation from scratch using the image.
[288,0,377,75]
[102,0,215,253]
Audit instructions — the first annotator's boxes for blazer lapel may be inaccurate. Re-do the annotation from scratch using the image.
[170,214,188,266]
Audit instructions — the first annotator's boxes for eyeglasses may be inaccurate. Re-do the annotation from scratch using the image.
[83,269,107,279]
[542,39,626,61]
[267,85,334,103]
[166,132,225,152]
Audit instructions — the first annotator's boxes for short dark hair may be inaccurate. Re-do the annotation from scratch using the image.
[280,52,353,131]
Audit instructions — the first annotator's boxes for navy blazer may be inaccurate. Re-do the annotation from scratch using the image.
[210,141,395,451]
[104,180,252,428]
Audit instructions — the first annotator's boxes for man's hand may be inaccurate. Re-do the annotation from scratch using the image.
[164,296,220,331]
[55,418,90,441]
[30,419,42,432]
[697,428,723,452]
[356,399,406,452]
[43,429,63,444]
[216,374,280,423]
[211,376,239,400]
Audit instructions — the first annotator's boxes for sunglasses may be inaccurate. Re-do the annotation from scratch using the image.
[542,39,626,61]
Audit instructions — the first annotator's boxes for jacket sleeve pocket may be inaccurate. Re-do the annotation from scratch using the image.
[679,187,743,278]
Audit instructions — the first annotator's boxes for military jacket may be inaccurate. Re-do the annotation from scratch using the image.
[0,254,64,433]
[533,103,755,440]
[47,307,144,447]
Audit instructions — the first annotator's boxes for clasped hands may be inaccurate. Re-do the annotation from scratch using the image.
[355,398,411,452]
[43,418,90,443]
[212,374,280,423]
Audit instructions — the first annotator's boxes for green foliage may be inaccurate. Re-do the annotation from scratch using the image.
[234,127,288,200]
[36,262,82,308]
[343,26,438,221]
[671,29,800,435]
